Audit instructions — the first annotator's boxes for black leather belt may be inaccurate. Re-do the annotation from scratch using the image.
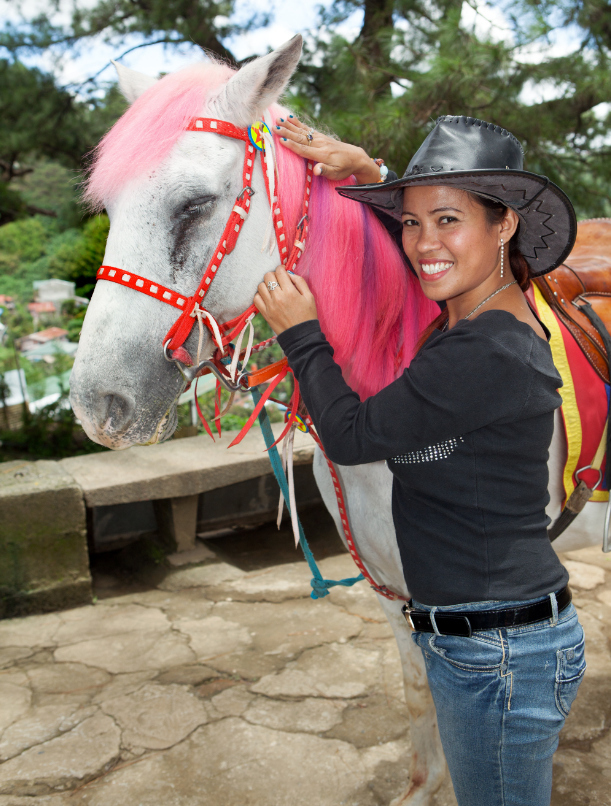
[402,586,572,638]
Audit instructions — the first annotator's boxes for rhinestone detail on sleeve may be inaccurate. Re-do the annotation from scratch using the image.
[390,436,465,464]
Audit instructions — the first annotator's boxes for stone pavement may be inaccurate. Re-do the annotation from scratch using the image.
[0,511,609,806]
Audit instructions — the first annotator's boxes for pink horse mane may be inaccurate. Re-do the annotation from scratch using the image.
[86,61,438,400]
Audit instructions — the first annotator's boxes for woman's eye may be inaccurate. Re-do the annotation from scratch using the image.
[440,215,458,224]
[402,219,418,227]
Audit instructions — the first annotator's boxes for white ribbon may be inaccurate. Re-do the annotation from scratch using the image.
[261,110,279,255]
[228,313,255,382]
[191,303,224,365]
[276,422,300,547]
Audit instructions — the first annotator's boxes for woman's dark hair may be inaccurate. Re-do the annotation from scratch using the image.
[415,193,531,352]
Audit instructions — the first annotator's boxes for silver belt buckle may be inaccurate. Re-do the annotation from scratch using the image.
[401,602,416,630]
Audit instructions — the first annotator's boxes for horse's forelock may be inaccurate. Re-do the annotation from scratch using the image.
[272,106,439,399]
[84,60,236,210]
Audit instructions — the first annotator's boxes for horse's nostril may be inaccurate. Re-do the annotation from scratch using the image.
[100,393,135,434]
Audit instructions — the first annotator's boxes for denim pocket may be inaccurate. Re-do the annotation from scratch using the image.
[414,630,504,671]
[555,630,586,717]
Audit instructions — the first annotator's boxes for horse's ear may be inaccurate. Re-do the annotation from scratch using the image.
[112,61,158,104]
[213,35,302,126]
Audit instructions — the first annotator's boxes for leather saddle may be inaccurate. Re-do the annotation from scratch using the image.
[534,218,611,384]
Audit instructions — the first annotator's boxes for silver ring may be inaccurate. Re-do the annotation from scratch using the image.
[306,130,314,142]
[267,280,279,292]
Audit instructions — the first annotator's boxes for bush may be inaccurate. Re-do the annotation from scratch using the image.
[49,214,109,293]
[0,395,107,461]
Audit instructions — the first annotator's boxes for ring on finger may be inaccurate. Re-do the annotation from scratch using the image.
[267,280,280,292]
[306,129,314,142]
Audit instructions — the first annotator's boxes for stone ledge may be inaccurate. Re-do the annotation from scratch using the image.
[60,425,315,507]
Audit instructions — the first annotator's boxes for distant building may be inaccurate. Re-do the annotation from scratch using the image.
[18,327,68,354]
[27,300,57,327]
[0,294,15,311]
[33,279,76,305]
[23,340,78,363]
[29,279,88,326]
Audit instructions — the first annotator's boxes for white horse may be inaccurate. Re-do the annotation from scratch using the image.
[70,36,604,805]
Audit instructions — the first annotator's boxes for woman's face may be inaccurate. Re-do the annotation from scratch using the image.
[401,185,514,304]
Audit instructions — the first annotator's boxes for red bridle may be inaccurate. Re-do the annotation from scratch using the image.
[95,116,407,603]
[97,116,313,363]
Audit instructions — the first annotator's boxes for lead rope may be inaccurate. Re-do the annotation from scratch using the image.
[254,386,364,599]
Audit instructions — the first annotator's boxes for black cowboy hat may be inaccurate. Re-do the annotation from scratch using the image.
[336,115,577,277]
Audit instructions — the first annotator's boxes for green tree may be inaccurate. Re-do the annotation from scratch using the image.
[1,1,270,65]
[294,0,611,217]
[49,214,110,295]
[0,60,89,186]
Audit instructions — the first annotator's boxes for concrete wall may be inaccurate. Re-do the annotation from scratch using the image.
[0,461,91,618]
[0,428,319,617]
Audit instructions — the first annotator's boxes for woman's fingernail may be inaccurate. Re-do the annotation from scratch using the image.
[276,125,281,130]
[282,138,287,141]
[289,114,294,118]
[287,270,295,275]
[280,118,284,122]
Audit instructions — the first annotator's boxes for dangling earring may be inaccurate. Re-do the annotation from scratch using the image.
[500,238,504,278]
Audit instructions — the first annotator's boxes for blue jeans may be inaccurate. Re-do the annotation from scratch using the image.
[411,595,585,806]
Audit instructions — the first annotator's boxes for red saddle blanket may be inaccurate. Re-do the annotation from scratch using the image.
[528,285,609,505]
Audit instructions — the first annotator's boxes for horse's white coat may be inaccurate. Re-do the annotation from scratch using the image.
[71,39,608,804]
[70,44,305,447]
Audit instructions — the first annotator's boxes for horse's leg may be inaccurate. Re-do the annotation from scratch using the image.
[376,594,448,805]
[312,450,448,804]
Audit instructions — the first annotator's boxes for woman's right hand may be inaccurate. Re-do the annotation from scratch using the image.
[274,115,381,184]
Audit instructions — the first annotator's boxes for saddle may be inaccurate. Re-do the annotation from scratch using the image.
[533,219,611,545]
[534,219,611,384]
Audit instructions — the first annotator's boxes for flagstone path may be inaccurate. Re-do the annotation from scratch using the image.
[0,513,609,806]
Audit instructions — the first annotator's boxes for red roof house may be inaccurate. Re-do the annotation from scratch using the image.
[18,327,68,353]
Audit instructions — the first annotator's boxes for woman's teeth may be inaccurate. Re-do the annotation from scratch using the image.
[421,262,453,275]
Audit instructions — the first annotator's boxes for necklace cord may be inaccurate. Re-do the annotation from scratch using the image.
[442,280,517,332]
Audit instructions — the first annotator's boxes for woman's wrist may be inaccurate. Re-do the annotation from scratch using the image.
[352,149,387,184]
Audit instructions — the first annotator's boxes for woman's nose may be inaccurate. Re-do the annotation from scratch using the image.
[415,224,442,254]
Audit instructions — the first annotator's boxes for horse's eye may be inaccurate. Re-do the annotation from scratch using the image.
[178,196,216,219]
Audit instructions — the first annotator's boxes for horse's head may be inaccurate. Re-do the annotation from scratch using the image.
[70,37,303,448]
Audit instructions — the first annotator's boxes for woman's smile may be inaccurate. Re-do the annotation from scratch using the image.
[419,259,454,280]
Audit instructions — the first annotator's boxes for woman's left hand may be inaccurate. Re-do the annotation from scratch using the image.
[254,265,318,335]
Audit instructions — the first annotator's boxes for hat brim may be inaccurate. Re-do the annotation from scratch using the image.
[336,169,577,277]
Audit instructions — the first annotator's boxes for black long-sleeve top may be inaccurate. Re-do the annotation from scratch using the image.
[277,311,569,606]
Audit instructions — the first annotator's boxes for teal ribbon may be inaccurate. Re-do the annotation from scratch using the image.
[252,387,364,599]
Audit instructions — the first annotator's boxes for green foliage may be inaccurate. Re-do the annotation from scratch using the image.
[0,217,68,302]
[0,0,270,64]
[0,59,124,224]
[0,212,108,308]
[0,394,108,461]
[0,60,89,180]
[180,385,285,437]
[0,182,28,225]
[0,216,50,263]
[293,0,611,219]
[12,160,86,228]
[82,84,128,146]
[49,214,110,294]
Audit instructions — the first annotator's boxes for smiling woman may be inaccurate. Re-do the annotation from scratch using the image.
[254,115,584,806]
